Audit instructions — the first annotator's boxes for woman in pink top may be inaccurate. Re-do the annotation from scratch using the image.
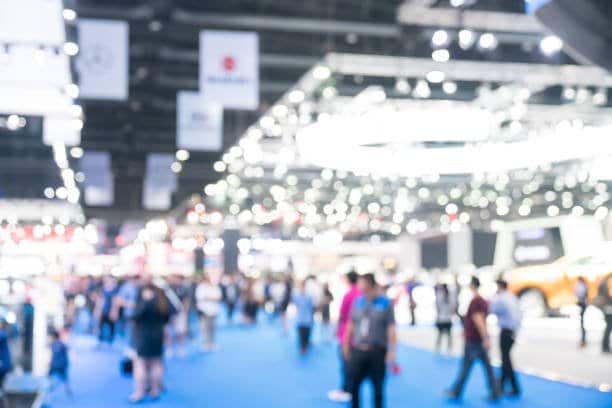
[328,271,360,402]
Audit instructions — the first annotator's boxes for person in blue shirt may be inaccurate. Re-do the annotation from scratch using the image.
[0,319,13,387]
[292,281,314,355]
[49,329,71,395]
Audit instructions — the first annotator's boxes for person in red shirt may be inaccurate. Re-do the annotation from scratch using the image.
[447,276,499,401]
[328,270,360,403]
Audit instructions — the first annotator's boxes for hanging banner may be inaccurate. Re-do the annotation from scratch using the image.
[43,115,81,146]
[143,153,177,210]
[81,151,114,206]
[199,30,259,110]
[177,91,223,152]
[0,0,65,46]
[77,19,129,100]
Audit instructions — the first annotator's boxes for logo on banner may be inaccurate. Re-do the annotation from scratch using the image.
[81,44,114,74]
[223,56,236,72]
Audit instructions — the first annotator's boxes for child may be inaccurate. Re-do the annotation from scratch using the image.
[49,330,71,395]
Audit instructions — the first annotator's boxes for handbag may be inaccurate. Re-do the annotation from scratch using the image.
[120,357,133,377]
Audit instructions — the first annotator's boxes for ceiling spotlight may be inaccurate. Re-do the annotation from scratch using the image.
[64,83,79,99]
[395,78,411,94]
[431,30,449,47]
[478,33,498,50]
[458,29,476,49]
[321,86,337,99]
[259,116,275,129]
[312,65,331,80]
[69,104,83,117]
[450,0,466,6]
[149,20,163,32]
[426,70,445,84]
[70,146,84,159]
[562,86,576,100]
[288,89,305,104]
[272,104,289,117]
[44,187,55,199]
[442,81,458,95]
[539,35,563,56]
[176,149,190,161]
[6,115,20,131]
[63,42,79,56]
[575,87,591,104]
[62,8,77,21]
[213,161,226,172]
[413,79,431,98]
[170,161,182,173]
[593,88,608,106]
[432,49,450,62]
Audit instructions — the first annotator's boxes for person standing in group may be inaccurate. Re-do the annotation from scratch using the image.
[575,276,589,348]
[594,274,612,353]
[221,274,240,324]
[447,276,499,401]
[279,277,293,333]
[434,283,455,355]
[328,270,360,403]
[405,278,418,326]
[48,329,71,395]
[168,275,190,357]
[95,276,118,347]
[320,284,334,342]
[195,275,223,351]
[292,281,315,355]
[0,320,12,388]
[115,275,140,353]
[343,273,397,408]
[130,278,171,403]
[489,279,522,397]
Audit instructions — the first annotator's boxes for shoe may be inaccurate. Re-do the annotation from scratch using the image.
[445,390,459,400]
[128,394,145,404]
[504,390,521,398]
[486,394,500,402]
[328,390,352,402]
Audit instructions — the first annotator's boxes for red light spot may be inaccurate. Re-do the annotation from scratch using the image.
[223,56,236,72]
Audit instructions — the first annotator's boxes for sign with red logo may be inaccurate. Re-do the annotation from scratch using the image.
[199,30,259,110]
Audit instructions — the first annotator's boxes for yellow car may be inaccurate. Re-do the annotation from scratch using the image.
[506,255,612,317]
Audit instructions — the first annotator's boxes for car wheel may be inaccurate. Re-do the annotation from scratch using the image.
[519,289,548,318]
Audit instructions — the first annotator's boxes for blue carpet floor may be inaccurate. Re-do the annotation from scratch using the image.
[45,322,612,408]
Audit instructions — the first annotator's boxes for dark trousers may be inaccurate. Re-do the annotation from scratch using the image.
[603,314,612,352]
[298,326,311,351]
[500,329,520,393]
[452,342,499,398]
[226,302,236,322]
[339,345,351,392]
[349,348,386,408]
[435,322,452,352]
[578,302,587,345]
[99,315,115,343]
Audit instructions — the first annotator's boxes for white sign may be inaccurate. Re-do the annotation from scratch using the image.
[82,151,114,206]
[177,91,223,151]
[199,30,259,110]
[143,154,177,210]
[77,19,129,100]
[43,115,81,146]
[0,0,65,46]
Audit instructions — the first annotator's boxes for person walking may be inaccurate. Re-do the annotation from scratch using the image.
[48,329,71,395]
[195,275,222,351]
[594,274,612,353]
[116,275,140,353]
[320,284,334,342]
[130,280,171,403]
[434,283,455,354]
[405,278,418,326]
[328,270,360,403]
[575,276,589,348]
[221,274,240,324]
[343,273,396,408]
[292,281,315,354]
[0,320,12,388]
[96,276,118,347]
[447,276,499,401]
[490,279,522,397]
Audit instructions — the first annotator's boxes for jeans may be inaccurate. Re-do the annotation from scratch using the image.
[451,342,499,398]
[603,314,612,352]
[500,329,520,393]
[298,326,312,351]
[578,302,587,345]
[349,347,386,408]
[99,315,115,343]
[339,345,352,392]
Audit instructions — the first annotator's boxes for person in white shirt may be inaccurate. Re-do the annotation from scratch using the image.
[435,283,456,354]
[489,279,522,397]
[195,275,222,351]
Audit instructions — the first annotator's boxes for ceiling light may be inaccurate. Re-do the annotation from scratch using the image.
[431,30,449,47]
[247,127,263,139]
[64,83,79,99]
[458,29,475,49]
[432,49,450,62]
[213,161,226,172]
[149,20,163,32]
[55,187,68,200]
[479,33,498,50]
[288,89,305,104]
[442,81,458,94]
[547,205,560,217]
[176,149,190,161]
[70,147,84,159]
[395,78,411,94]
[63,42,79,56]
[562,86,576,100]
[575,87,591,104]
[62,8,77,21]
[540,35,563,56]
[44,187,55,199]
[312,65,331,80]
[450,0,466,6]
[6,115,20,130]
[426,70,445,83]
[259,116,275,129]
[171,161,182,173]
[593,88,608,106]
[272,104,289,117]
[322,86,337,99]
[70,104,83,117]
[413,80,431,98]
